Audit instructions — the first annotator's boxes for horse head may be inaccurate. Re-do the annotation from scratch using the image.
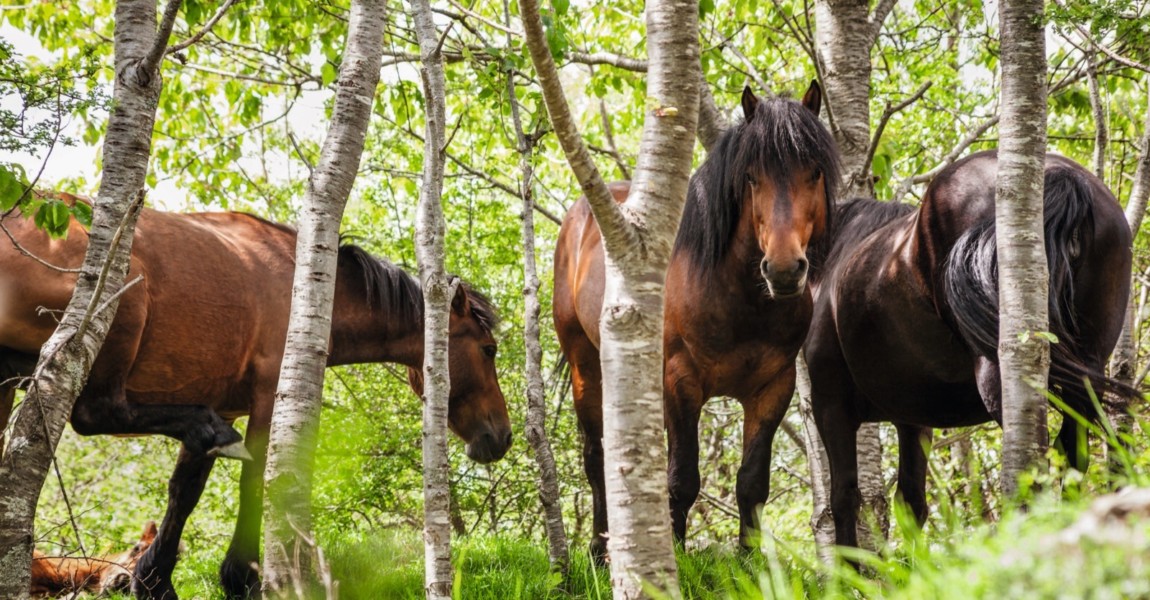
[739,81,839,298]
[98,521,161,594]
[408,283,511,464]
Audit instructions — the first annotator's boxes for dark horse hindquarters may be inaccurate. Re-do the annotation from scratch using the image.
[804,150,1133,549]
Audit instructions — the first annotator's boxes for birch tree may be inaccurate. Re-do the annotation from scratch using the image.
[503,0,569,573]
[996,0,1050,495]
[407,0,454,596]
[812,0,897,544]
[261,0,386,594]
[0,0,182,595]
[520,0,699,595]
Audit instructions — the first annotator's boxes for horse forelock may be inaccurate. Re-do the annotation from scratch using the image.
[674,95,842,274]
[460,283,500,336]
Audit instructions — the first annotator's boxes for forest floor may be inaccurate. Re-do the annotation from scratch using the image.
[133,486,1150,599]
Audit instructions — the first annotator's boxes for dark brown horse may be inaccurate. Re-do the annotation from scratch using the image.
[554,82,841,558]
[0,193,512,599]
[804,150,1135,549]
[31,521,161,597]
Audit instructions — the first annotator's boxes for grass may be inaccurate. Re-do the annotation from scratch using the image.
[155,489,1150,599]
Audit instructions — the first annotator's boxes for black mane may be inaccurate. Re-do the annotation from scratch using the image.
[338,245,498,334]
[809,197,915,283]
[673,95,842,273]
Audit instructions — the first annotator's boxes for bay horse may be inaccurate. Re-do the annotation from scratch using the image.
[0,193,512,599]
[31,521,160,596]
[804,150,1135,549]
[554,82,841,558]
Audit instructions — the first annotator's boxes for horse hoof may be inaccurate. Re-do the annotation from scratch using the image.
[588,538,608,568]
[208,441,253,461]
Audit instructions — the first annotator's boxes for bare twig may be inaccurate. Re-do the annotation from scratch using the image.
[166,0,238,55]
[138,0,185,81]
[862,81,932,185]
[0,221,81,273]
[76,192,145,341]
[567,51,647,72]
[288,130,315,177]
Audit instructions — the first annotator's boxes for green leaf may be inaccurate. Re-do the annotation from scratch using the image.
[34,199,71,238]
[552,0,570,16]
[70,201,92,228]
[0,165,23,211]
[1034,331,1060,344]
[321,62,338,87]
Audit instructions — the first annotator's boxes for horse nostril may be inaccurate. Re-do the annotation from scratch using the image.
[503,431,513,448]
[796,257,809,274]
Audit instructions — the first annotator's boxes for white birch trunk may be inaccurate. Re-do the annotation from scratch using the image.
[795,355,835,564]
[0,1,179,595]
[408,0,453,597]
[996,0,1050,497]
[261,0,386,594]
[519,0,699,595]
[813,0,895,541]
[502,3,569,569]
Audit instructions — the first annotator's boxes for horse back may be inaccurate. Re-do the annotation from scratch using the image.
[552,182,631,351]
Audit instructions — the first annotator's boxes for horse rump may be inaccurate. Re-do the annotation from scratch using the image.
[942,165,1137,420]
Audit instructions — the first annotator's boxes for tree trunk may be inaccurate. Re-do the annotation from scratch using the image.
[0,1,180,596]
[996,0,1050,497]
[795,354,835,564]
[502,0,569,573]
[408,0,453,596]
[813,0,895,541]
[261,0,385,595]
[520,0,699,595]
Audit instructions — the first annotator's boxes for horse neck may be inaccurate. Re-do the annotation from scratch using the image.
[327,288,425,369]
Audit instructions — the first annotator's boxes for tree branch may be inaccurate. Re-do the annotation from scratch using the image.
[567,51,647,72]
[519,0,631,254]
[166,0,237,55]
[136,0,184,83]
[869,0,898,46]
[861,80,932,187]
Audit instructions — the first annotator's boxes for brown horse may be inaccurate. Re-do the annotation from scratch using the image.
[804,151,1135,549]
[554,82,841,558]
[31,521,161,596]
[0,193,512,599]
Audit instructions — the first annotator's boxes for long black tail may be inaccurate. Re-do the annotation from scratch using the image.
[943,166,1137,419]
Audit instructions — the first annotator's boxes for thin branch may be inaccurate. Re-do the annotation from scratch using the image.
[166,0,237,55]
[567,51,647,72]
[288,130,315,178]
[725,43,768,92]
[869,0,899,46]
[0,220,81,273]
[76,192,144,341]
[138,0,184,80]
[861,81,932,185]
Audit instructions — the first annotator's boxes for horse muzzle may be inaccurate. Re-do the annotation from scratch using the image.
[465,427,512,464]
[761,257,809,299]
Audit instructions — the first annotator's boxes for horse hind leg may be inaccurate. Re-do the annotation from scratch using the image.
[565,340,608,565]
[894,424,931,527]
[0,350,38,461]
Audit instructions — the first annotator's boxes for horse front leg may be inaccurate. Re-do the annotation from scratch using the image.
[735,366,795,550]
[70,384,248,459]
[220,399,272,600]
[664,367,704,544]
[133,447,216,600]
[895,423,932,526]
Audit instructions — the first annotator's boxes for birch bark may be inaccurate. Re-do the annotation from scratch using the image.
[503,0,569,572]
[261,0,386,595]
[0,0,181,596]
[519,0,699,595]
[407,0,453,597]
[996,0,1050,496]
[812,0,895,543]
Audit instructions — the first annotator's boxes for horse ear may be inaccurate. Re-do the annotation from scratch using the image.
[741,86,759,120]
[142,521,158,541]
[801,80,822,116]
[451,281,470,316]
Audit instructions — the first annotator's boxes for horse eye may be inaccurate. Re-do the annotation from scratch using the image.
[483,345,497,358]
[810,168,822,182]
